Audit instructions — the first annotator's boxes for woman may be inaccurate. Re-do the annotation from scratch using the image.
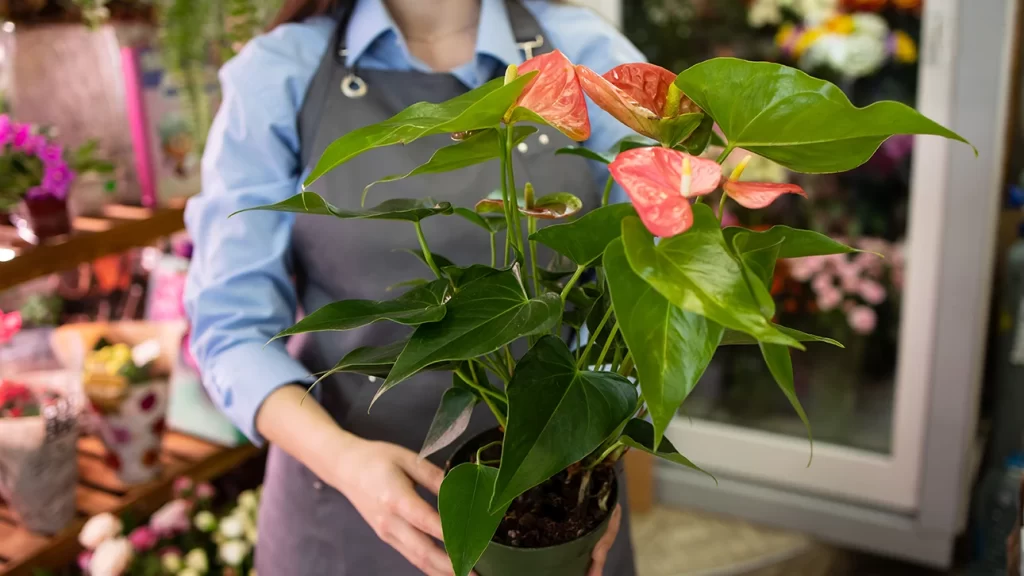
[185,1,645,574]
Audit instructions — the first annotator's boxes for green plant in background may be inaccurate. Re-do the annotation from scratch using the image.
[18,293,62,327]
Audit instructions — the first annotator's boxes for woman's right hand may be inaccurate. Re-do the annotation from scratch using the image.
[330,438,469,576]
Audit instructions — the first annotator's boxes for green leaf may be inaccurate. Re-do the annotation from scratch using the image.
[676,115,716,156]
[605,238,722,447]
[760,343,813,463]
[674,58,973,173]
[420,386,479,458]
[362,126,537,203]
[555,146,614,164]
[439,464,509,576]
[442,264,503,289]
[619,419,715,483]
[731,232,782,318]
[657,112,705,148]
[321,340,458,379]
[621,209,800,348]
[379,270,562,398]
[272,280,449,341]
[233,193,454,222]
[399,249,457,271]
[530,203,638,266]
[453,207,507,233]
[305,72,538,186]
[722,326,843,347]
[723,226,860,259]
[492,336,637,511]
[476,192,583,219]
[386,278,430,292]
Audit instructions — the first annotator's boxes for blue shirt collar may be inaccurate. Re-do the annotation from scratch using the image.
[345,0,524,72]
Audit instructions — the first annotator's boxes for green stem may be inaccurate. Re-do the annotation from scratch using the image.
[505,126,525,265]
[715,145,734,164]
[480,355,509,384]
[457,367,507,428]
[601,174,614,207]
[618,353,635,379]
[476,440,503,464]
[503,346,516,377]
[500,131,514,267]
[717,192,728,222]
[490,233,497,268]
[414,221,443,279]
[578,306,614,369]
[527,219,540,299]
[560,265,586,304]
[593,322,620,369]
[588,440,625,469]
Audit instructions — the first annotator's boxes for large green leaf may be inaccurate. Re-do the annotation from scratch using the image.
[272,280,449,341]
[732,233,782,318]
[320,341,458,379]
[420,385,479,458]
[439,464,509,576]
[379,270,562,398]
[234,192,453,222]
[677,115,715,156]
[305,72,537,186]
[492,336,637,511]
[722,326,842,347]
[723,226,860,259]
[619,419,714,482]
[674,58,972,173]
[362,126,536,202]
[529,203,638,266]
[442,264,503,289]
[621,209,800,348]
[760,342,813,462]
[605,238,722,447]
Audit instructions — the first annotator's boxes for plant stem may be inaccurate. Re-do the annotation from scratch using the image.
[476,440,503,464]
[578,306,613,369]
[593,322,620,369]
[589,440,624,469]
[503,346,516,377]
[527,219,540,299]
[560,265,586,304]
[490,233,497,268]
[504,125,525,266]
[715,145,734,164]
[457,367,507,428]
[500,130,514,267]
[577,468,593,508]
[618,353,635,379]
[414,221,443,279]
[717,192,728,222]
[601,174,614,207]
[478,356,509,384]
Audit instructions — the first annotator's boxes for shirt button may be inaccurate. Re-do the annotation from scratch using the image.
[538,134,550,145]
[517,142,529,153]
[313,480,323,491]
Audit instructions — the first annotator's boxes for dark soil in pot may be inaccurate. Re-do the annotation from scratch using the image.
[447,427,618,548]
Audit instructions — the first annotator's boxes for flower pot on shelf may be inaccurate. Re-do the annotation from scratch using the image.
[0,370,82,534]
[447,428,617,576]
[10,194,71,243]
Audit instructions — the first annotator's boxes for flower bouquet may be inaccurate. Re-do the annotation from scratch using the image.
[238,51,970,575]
[76,477,258,576]
[52,322,185,485]
[0,372,82,534]
[0,115,114,243]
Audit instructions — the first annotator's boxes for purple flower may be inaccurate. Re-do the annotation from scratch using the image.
[11,124,31,150]
[127,525,159,552]
[0,115,11,145]
[39,143,63,166]
[42,163,74,199]
[25,186,47,200]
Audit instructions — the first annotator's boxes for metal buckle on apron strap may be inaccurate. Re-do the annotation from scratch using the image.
[517,35,544,60]
[338,48,369,99]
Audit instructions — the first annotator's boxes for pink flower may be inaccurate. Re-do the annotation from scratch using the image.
[42,163,73,198]
[858,279,887,305]
[127,525,159,552]
[149,499,191,537]
[722,155,806,209]
[77,550,93,572]
[40,144,63,165]
[0,310,22,344]
[172,476,194,498]
[11,124,31,149]
[23,135,47,155]
[811,272,835,295]
[817,287,843,311]
[0,115,11,144]
[789,256,826,282]
[195,482,215,500]
[512,50,591,141]
[848,305,878,335]
[839,269,861,293]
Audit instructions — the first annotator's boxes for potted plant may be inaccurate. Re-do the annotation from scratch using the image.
[0,115,115,243]
[238,53,970,576]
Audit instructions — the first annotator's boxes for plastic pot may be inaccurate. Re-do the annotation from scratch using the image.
[448,428,617,576]
[11,195,71,243]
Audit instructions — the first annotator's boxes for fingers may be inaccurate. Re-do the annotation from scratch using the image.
[401,451,445,494]
[393,486,444,541]
[588,504,622,576]
[384,516,455,576]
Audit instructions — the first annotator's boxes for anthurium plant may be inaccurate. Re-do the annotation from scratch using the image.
[240,52,970,575]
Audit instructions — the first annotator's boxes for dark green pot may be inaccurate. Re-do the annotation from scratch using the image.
[448,428,618,576]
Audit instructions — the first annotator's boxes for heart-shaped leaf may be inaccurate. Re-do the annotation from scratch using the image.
[760,342,813,463]
[320,340,459,380]
[440,464,509,576]
[619,419,714,482]
[362,126,537,203]
[721,326,842,347]
[380,270,562,398]
[529,203,638,266]
[677,115,715,156]
[420,385,479,458]
[723,226,860,259]
[674,58,973,173]
[732,233,782,318]
[453,207,507,233]
[386,278,430,292]
[491,336,637,511]
[442,264,503,289]
[605,238,722,447]
[305,72,537,186]
[620,210,799,348]
[475,192,583,220]
[234,193,453,222]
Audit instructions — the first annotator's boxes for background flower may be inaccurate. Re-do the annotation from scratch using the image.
[90,538,133,576]
[127,525,158,552]
[79,512,123,550]
[150,499,191,536]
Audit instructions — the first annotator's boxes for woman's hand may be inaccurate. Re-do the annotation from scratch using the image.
[331,438,471,576]
[587,504,623,576]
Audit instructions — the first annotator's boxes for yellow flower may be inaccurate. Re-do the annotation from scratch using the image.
[774,23,798,49]
[793,28,824,58]
[892,30,918,63]
[825,15,855,35]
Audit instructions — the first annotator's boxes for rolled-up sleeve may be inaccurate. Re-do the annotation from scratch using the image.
[184,24,330,445]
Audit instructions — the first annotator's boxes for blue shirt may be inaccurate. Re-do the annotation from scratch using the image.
[185,0,646,444]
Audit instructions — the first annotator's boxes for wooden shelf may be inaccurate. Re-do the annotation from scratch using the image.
[0,201,186,291]
[0,432,260,575]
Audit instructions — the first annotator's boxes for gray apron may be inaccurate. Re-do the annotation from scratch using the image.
[256,3,636,574]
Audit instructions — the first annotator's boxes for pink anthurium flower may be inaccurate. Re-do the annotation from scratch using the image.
[576,63,702,147]
[509,50,591,142]
[0,310,22,345]
[609,147,722,237]
[723,156,807,209]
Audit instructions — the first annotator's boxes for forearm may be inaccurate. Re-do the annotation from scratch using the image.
[255,384,359,483]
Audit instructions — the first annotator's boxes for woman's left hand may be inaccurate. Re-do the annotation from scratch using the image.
[587,504,622,576]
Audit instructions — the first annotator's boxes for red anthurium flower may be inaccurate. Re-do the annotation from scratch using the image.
[511,50,591,141]
[609,147,722,237]
[723,156,807,209]
[576,63,702,147]
[0,310,22,344]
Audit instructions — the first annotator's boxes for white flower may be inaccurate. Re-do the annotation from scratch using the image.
[748,0,782,27]
[194,510,217,532]
[852,13,889,39]
[161,551,183,572]
[89,538,133,576]
[184,548,209,573]
[238,489,259,511]
[245,523,259,544]
[219,539,251,567]
[828,34,888,79]
[219,514,246,539]
[178,570,201,576]
[79,513,123,550]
